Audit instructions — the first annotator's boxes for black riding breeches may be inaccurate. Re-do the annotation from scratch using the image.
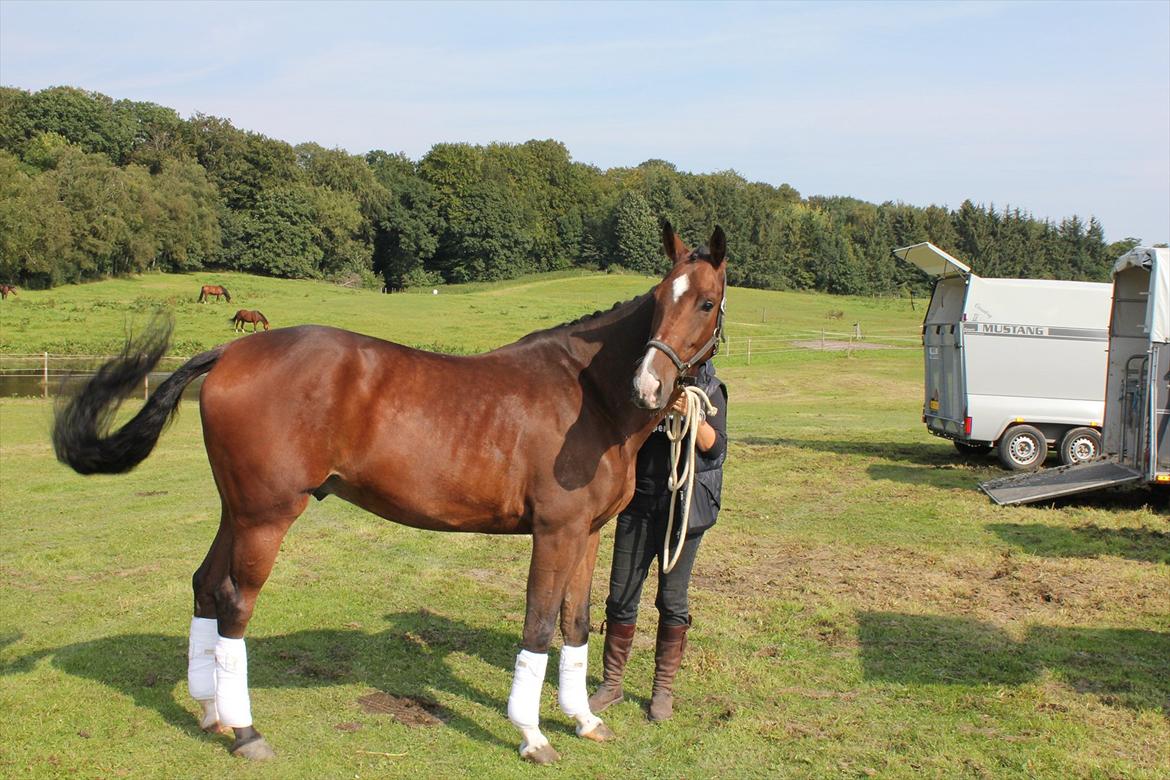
[603,495,705,627]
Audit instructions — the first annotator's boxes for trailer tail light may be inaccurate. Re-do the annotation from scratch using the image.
[1156,474,1170,483]
[964,415,972,436]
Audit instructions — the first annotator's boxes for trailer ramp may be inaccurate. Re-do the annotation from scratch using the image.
[980,459,1143,506]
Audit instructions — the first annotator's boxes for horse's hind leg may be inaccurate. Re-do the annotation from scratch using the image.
[192,496,307,760]
[556,529,615,742]
[189,516,231,733]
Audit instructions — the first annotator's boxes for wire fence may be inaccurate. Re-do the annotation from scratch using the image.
[1,328,925,397]
[722,328,921,364]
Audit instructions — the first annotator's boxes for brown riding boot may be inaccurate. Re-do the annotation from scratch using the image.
[587,621,636,714]
[648,619,689,722]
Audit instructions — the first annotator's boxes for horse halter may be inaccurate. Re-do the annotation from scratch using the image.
[645,293,727,384]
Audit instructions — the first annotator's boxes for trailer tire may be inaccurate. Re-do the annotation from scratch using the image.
[997,425,1048,471]
[1059,427,1102,466]
[954,441,992,458]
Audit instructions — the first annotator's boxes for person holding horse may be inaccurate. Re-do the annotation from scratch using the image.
[590,353,728,721]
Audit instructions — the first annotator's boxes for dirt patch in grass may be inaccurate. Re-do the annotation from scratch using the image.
[357,692,445,726]
[696,542,1165,628]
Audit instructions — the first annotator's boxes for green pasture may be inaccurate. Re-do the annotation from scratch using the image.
[0,272,1166,779]
[0,269,918,359]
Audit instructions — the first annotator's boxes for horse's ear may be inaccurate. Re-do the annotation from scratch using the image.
[661,219,688,264]
[707,226,727,267]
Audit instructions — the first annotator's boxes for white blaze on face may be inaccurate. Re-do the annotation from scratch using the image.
[634,346,661,405]
[671,273,690,302]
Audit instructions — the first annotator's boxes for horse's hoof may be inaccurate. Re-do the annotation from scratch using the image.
[201,720,227,735]
[520,743,559,765]
[579,721,616,742]
[231,736,276,760]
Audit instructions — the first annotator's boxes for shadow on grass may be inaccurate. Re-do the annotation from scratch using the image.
[858,611,1170,714]
[3,610,526,749]
[988,523,1170,564]
[739,436,956,467]
[740,435,996,491]
[865,463,982,490]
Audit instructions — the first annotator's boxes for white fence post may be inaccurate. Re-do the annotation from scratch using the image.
[43,352,48,399]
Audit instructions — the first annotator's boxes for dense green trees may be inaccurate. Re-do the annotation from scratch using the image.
[0,85,1141,292]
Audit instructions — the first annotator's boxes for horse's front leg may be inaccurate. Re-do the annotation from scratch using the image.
[510,525,587,764]
[557,528,616,743]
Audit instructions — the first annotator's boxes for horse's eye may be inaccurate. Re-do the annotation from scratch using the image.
[701,300,715,312]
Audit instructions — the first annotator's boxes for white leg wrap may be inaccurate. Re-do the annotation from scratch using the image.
[187,617,218,702]
[507,649,549,755]
[559,643,602,735]
[214,636,253,728]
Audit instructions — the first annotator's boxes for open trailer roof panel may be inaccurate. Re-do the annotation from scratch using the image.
[892,242,971,278]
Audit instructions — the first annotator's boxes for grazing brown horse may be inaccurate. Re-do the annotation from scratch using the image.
[198,284,231,303]
[230,310,269,332]
[0,284,17,299]
[53,223,728,764]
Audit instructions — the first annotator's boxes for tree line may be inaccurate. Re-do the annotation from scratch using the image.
[0,86,1143,293]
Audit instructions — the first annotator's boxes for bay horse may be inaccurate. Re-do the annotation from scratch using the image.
[0,284,17,299]
[52,223,727,764]
[198,284,231,303]
[230,309,269,332]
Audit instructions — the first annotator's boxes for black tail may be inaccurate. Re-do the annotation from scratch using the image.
[53,315,225,475]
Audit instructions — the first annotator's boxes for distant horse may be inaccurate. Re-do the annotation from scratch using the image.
[0,284,17,300]
[198,285,231,303]
[231,310,269,332]
[53,223,728,764]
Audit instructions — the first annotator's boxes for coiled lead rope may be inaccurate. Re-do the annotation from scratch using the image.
[661,384,718,574]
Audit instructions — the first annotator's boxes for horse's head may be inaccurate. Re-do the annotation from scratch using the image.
[632,222,727,410]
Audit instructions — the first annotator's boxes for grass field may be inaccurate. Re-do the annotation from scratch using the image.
[1,272,1167,779]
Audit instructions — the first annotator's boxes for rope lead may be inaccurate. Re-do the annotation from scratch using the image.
[661,385,718,574]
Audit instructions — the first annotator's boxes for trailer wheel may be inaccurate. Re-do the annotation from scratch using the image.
[997,425,1048,471]
[1059,427,1102,466]
[954,441,992,457]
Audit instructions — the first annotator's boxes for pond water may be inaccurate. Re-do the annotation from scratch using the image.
[0,371,205,400]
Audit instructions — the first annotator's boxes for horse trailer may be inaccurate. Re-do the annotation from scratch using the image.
[981,247,1170,505]
[893,242,1113,470]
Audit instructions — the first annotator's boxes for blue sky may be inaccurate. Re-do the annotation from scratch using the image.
[2,0,1167,243]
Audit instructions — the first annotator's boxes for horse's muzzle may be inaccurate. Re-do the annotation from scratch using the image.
[631,371,665,411]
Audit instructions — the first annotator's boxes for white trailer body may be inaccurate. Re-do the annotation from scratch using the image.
[981,247,1170,504]
[894,243,1113,469]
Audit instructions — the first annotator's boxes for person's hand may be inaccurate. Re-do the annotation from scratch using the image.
[667,394,688,416]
